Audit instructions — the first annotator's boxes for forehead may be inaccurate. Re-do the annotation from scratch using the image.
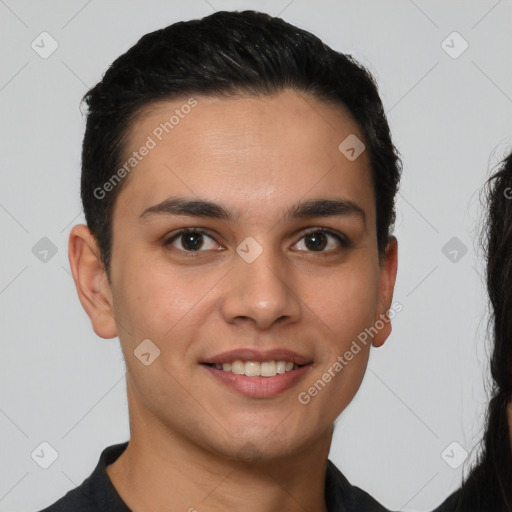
[114,89,375,226]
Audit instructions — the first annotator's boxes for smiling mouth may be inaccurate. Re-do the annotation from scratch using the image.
[202,360,307,377]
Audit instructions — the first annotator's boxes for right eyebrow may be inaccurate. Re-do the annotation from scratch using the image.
[139,197,235,222]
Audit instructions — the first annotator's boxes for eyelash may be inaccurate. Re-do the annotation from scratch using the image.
[163,227,351,255]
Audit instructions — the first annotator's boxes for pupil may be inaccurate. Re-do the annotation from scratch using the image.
[183,233,203,251]
[306,232,327,251]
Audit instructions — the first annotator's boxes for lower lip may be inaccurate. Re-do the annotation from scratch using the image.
[201,364,312,398]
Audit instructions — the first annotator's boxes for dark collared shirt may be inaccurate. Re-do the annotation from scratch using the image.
[37,442,391,512]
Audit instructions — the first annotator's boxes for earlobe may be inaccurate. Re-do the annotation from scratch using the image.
[372,236,398,348]
[68,224,118,339]
[371,309,392,348]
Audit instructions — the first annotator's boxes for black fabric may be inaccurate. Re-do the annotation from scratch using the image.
[37,442,392,512]
[431,490,460,512]
[38,443,131,512]
[324,458,391,512]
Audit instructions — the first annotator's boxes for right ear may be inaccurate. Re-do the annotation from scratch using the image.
[68,224,118,339]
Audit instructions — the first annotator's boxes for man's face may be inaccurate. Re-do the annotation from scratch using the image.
[84,89,397,461]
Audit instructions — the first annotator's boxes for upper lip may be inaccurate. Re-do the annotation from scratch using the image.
[201,348,312,366]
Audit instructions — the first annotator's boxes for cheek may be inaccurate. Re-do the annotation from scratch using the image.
[306,263,380,344]
[110,248,196,339]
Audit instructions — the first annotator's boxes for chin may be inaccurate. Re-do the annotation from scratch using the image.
[209,424,314,464]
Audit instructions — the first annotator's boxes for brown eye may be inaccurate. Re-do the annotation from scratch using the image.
[304,232,328,251]
[179,232,204,251]
[293,228,350,253]
[164,229,221,253]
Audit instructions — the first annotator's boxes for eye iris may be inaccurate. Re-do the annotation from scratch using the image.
[182,232,203,251]
[305,232,327,251]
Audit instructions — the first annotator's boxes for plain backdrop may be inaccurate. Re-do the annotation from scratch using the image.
[1,1,511,511]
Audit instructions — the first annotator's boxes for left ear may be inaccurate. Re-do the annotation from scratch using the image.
[372,236,398,348]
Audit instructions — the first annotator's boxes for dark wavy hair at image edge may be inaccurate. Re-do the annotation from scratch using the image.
[454,151,512,512]
[80,10,402,278]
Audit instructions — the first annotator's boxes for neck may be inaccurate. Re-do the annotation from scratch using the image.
[106,385,332,512]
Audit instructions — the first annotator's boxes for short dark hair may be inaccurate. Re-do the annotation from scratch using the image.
[80,10,402,276]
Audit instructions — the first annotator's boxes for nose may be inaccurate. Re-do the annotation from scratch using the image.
[220,243,302,330]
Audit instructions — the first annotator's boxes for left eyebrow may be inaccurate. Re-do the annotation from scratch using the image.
[283,198,366,227]
[139,196,366,228]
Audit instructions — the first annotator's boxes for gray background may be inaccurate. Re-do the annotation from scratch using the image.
[1,1,511,510]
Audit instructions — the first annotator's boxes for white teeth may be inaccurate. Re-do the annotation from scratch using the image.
[260,361,276,377]
[276,361,286,374]
[244,361,260,377]
[213,360,301,377]
[232,360,245,375]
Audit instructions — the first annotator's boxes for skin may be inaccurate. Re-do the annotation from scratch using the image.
[68,89,398,512]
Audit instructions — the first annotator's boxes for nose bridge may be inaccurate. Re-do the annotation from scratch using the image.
[221,238,301,328]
